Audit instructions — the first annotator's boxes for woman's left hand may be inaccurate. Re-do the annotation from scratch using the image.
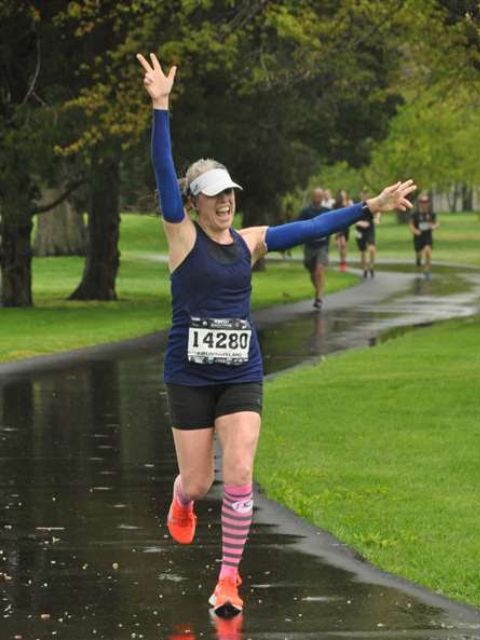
[367,180,416,213]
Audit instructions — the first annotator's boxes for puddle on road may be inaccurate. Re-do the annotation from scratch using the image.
[1,268,479,639]
[261,269,480,375]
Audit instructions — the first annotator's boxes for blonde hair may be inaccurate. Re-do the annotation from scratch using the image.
[185,158,226,194]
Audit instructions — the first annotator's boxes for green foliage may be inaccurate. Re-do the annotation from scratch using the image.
[367,85,480,192]
[3,0,478,228]
[3,0,478,294]
[281,1,480,204]
[287,161,369,213]
[0,1,85,223]
[364,0,480,192]
[52,0,410,225]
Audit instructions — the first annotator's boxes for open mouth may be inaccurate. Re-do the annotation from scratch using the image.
[216,205,231,219]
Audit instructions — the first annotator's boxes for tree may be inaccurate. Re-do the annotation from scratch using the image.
[68,150,120,300]
[0,1,86,306]
[365,0,480,198]
[69,0,409,219]
[284,1,480,213]
[52,0,410,281]
[3,0,456,306]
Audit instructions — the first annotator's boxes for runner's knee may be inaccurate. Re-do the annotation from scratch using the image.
[228,467,253,486]
[224,456,254,485]
[182,473,214,500]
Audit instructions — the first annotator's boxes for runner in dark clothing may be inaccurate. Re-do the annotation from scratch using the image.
[355,189,380,278]
[299,188,330,309]
[409,193,438,278]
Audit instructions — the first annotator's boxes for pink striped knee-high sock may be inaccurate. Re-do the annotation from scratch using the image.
[219,483,253,580]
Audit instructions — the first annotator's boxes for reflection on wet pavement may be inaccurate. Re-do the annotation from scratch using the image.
[1,269,480,639]
[261,271,480,375]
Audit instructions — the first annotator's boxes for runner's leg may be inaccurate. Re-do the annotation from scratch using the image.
[368,243,376,276]
[414,237,422,267]
[360,249,367,275]
[424,244,432,271]
[423,245,432,275]
[209,411,260,613]
[172,427,215,500]
[341,236,348,265]
[304,251,318,300]
[216,411,260,578]
[313,262,325,303]
[167,427,215,544]
[338,235,348,270]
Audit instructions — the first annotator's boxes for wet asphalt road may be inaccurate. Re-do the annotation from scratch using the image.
[1,267,480,640]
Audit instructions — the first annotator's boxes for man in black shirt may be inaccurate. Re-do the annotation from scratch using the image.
[298,188,330,309]
[409,193,438,278]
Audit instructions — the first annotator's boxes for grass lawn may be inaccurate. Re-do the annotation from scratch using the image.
[0,213,357,363]
[257,315,480,607]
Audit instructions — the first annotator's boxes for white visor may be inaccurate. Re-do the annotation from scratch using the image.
[189,168,243,197]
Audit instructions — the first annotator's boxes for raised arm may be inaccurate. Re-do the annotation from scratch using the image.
[264,202,365,252]
[262,180,416,253]
[136,53,184,223]
[137,53,197,270]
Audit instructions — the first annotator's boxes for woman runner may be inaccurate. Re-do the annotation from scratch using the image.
[137,52,416,617]
[355,188,381,278]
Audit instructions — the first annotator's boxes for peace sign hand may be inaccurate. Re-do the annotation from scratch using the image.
[136,52,177,109]
[367,180,417,214]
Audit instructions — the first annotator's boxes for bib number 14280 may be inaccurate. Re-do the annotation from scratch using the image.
[187,317,252,366]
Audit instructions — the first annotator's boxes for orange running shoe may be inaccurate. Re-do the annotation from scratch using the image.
[209,574,243,617]
[168,623,196,640]
[167,498,197,545]
[210,611,244,638]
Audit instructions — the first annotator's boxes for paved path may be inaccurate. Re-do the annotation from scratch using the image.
[1,267,480,639]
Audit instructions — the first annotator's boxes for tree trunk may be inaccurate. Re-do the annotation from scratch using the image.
[445,190,454,213]
[450,184,461,213]
[461,184,473,212]
[33,188,87,257]
[68,154,120,301]
[0,220,33,307]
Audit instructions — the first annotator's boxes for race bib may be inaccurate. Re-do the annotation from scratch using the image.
[187,317,252,366]
[419,221,431,231]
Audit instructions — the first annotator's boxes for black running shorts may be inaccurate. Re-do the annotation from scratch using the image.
[166,382,263,430]
[414,232,433,252]
[356,231,375,252]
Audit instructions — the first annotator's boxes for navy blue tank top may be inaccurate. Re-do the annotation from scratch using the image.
[164,222,263,385]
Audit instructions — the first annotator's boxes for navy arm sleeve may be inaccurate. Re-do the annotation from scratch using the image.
[265,203,366,252]
[151,109,185,223]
